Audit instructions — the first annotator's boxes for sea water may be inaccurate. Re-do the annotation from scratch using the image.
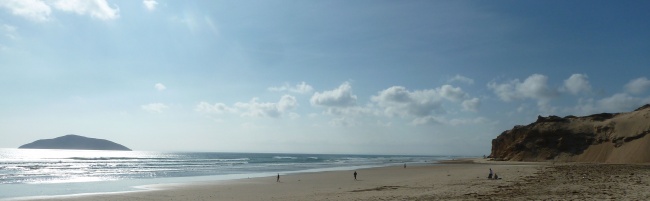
[0,149,454,199]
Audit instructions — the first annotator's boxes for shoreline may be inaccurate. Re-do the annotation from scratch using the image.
[0,164,404,201]
[8,158,549,201]
[0,149,450,199]
[2,162,436,201]
[7,159,650,200]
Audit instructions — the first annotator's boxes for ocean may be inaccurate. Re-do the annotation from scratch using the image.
[0,148,454,199]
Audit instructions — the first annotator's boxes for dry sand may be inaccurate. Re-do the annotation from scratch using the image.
[14,159,650,200]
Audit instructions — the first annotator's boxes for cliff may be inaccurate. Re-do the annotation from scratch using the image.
[490,104,650,163]
[19,134,132,151]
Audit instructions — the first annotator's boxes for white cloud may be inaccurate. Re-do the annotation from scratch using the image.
[0,0,52,22]
[597,93,644,112]
[198,95,298,118]
[154,83,166,91]
[562,74,591,95]
[624,77,650,95]
[518,74,557,100]
[462,98,480,112]
[487,79,517,101]
[0,0,120,21]
[310,82,357,107]
[372,86,443,117]
[276,95,298,112]
[141,103,168,113]
[269,82,314,94]
[488,74,558,102]
[449,74,474,85]
[322,106,376,117]
[196,102,236,114]
[142,0,157,11]
[371,85,469,118]
[439,85,468,101]
[573,94,649,114]
[235,95,298,118]
[53,0,119,20]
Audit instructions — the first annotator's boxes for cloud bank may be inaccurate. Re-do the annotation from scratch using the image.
[489,73,650,114]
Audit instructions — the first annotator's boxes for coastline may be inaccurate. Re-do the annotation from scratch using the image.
[8,158,547,201]
[0,149,447,200]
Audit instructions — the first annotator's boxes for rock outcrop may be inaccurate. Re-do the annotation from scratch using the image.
[19,134,132,151]
[490,104,650,163]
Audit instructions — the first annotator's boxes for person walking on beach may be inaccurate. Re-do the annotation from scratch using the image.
[354,171,357,180]
[277,173,280,182]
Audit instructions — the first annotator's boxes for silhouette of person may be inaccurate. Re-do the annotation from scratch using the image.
[277,173,280,182]
[488,168,493,179]
[404,163,406,168]
[354,171,357,180]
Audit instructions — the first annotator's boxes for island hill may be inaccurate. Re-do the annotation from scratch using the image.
[19,134,132,151]
[490,104,650,163]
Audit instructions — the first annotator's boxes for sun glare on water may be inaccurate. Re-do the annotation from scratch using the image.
[0,149,163,184]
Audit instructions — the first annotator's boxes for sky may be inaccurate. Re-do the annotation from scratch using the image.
[1,0,649,155]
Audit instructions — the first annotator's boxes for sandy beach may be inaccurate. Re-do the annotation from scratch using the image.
[11,159,533,201]
[12,159,650,200]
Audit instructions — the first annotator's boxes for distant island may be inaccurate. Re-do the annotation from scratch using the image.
[19,134,132,151]
[490,104,650,163]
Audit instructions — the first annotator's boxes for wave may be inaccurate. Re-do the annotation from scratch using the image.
[0,149,451,186]
[273,156,298,160]
[67,157,166,161]
[17,165,46,170]
[213,158,250,162]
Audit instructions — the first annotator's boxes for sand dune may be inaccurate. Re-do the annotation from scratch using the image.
[491,104,650,163]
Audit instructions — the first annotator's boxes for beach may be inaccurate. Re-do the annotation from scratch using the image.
[12,159,650,200]
[7,158,650,200]
[10,159,542,201]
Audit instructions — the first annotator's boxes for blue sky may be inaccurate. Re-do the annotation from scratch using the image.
[1,0,649,155]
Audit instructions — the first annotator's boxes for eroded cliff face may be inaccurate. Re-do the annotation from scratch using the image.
[490,104,650,163]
